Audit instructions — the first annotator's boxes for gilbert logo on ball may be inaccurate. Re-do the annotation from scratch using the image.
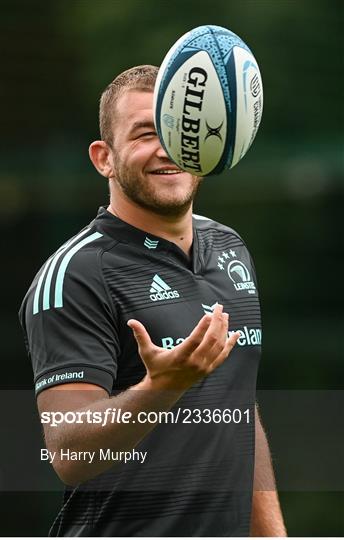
[153,25,263,176]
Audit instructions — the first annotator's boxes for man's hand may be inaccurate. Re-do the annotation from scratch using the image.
[127,303,240,391]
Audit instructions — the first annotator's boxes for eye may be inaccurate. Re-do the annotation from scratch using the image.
[140,131,157,138]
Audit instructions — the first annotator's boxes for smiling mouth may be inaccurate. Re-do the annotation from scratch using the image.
[149,169,182,175]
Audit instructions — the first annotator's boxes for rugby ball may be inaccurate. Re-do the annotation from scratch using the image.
[153,25,263,176]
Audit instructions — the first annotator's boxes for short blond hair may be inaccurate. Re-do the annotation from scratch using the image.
[99,65,159,146]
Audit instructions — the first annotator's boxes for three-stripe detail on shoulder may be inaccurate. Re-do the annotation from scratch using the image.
[33,229,103,314]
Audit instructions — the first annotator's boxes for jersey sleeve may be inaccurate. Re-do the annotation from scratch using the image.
[19,242,120,396]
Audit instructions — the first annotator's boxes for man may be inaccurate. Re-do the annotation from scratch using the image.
[19,65,286,536]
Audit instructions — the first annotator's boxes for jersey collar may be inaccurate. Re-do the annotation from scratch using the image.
[94,206,202,273]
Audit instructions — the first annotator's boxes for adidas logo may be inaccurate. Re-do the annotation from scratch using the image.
[149,274,180,302]
[144,237,159,249]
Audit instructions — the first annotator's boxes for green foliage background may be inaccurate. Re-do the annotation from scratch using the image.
[0,0,343,536]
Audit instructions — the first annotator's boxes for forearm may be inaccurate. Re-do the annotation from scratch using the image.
[250,490,287,537]
[42,377,183,485]
[250,406,287,536]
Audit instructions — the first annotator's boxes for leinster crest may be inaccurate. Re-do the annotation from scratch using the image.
[217,250,256,295]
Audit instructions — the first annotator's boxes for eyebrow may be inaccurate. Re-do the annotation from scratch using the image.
[129,121,156,135]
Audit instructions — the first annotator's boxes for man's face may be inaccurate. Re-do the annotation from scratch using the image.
[109,90,202,217]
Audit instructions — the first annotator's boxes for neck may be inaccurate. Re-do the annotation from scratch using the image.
[107,183,194,256]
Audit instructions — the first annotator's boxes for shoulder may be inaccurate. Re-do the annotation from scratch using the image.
[192,213,246,245]
[19,223,117,320]
[193,212,259,287]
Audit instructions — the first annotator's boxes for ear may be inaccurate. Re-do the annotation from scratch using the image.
[89,141,115,178]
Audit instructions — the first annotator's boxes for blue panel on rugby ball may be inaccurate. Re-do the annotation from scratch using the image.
[153,25,263,176]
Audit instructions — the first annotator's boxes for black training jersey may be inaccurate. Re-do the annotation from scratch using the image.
[19,206,262,537]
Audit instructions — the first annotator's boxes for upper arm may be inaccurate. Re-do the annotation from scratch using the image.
[37,382,109,448]
[19,240,120,398]
[37,382,109,414]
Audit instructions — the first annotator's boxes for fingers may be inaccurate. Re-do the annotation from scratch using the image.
[127,319,154,357]
[208,307,228,355]
[195,304,228,362]
[206,311,229,359]
[177,313,212,357]
[206,331,241,373]
[128,304,238,385]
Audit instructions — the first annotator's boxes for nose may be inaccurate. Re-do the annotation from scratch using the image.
[155,141,169,159]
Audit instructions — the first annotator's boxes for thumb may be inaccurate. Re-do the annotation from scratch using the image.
[127,319,154,356]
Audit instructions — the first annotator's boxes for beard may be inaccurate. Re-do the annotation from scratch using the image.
[112,155,203,218]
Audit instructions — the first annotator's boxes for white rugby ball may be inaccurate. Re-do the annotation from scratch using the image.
[153,25,263,176]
